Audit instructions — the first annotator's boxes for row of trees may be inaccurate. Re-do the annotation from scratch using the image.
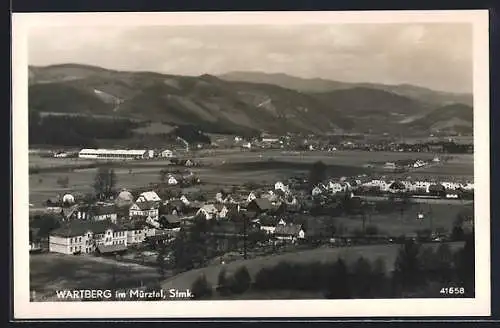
[189,236,475,299]
[29,111,138,147]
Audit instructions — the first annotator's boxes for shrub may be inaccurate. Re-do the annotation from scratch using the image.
[191,274,212,299]
[229,266,252,294]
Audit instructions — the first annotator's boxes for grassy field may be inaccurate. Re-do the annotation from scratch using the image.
[28,150,473,206]
[160,242,465,292]
[30,253,161,301]
[337,202,473,236]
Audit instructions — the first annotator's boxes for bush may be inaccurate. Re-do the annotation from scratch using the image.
[216,267,231,296]
[229,266,252,294]
[191,274,212,299]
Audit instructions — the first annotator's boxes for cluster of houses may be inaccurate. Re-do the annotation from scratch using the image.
[310,175,474,198]
[42,179,314,255]
[35,168,474,256]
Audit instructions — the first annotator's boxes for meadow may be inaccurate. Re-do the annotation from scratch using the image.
[28,150,474,206]
[336,202,473,236]
[160,242,465,292]
[30,253,161,301]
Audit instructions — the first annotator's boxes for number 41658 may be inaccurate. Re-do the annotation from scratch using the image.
[440,287,465,295]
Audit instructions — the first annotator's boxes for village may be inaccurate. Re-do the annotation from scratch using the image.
[29,146,475,266]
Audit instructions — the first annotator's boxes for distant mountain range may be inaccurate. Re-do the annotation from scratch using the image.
[219,71,473,107]
[28,64,474,136]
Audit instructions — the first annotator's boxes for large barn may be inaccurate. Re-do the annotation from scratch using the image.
[78,149,154,160]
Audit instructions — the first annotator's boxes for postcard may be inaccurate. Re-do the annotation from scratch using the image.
[12,10,490,319]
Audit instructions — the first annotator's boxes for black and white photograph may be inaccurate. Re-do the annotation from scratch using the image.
[12,10,490,318]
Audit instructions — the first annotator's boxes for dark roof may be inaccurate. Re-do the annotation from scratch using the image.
[161,215,182,224]
[189,201,205,209]
[51,220,126,238]
[275,223,302,236]
[61,205,79,219]
[91,205,117,216]
[133,201,159,211]
[389,181,406,189]
[97,244,128,254]
[249,198,273,211]
[213,203,225,211]
[429,184,446,191]
[258,215,279,226]
[167,199,185,208]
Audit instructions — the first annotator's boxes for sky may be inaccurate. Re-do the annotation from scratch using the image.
[28,23,473,93]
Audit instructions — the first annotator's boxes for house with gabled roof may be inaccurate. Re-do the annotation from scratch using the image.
[247,198,273,214]
[274,223,304,241]
[129,201,159,221]
[136,191,161,203]
[49,220,128,255]
[90,205,118,223]
[159,214,182,230]
[258,215,286,235]
[197,204,220,220]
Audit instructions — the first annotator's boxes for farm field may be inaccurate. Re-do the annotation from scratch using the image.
[335,202,473,236]
[30,253,161,301]
[160,242,465,292]
[28,150,473,206]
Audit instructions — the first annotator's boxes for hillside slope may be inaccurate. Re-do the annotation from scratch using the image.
[28,64,472,136]
[408,103,473,134]
[28,64,352,134]
[220,71,473,107]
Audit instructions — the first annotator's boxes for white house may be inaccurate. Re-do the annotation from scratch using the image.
[242,142,252,149]
[311,186,323,197]
[247,192,257,203]
[62,194,75,204]
[160,149,174,158]
[274,223,305,241]
[260,217,286,235]
[180,195,191,206]
[54,152,69,158]
[215,192,224,203]
[49,220,127,255]
[197,204,221,220]
[441,181,462,190]
[167,176,178,185]
[91,206,118,223]
[274,181,289,194]
[367,179,391,191]
[136,191,161,203]
[461,183,474,191]
[414,180,432,191]
[129,201,160,221]
[328,181,344,194]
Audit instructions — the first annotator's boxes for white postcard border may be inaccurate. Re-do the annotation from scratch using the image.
[12,10,491,319]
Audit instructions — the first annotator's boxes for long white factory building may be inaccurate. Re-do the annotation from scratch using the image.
[78,148,154,160]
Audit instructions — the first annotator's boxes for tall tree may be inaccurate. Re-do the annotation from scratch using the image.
[93,167,117,200]
[351,257,373,298]
[156,244,166,278]
[325,258,351,299]
[308,161,327,189]
[230,266,252,294]
[393,240,423,292]
[191,274,212,300]
[455,235,475,297]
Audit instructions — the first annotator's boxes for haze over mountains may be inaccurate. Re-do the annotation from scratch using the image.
[28,64,474,136]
